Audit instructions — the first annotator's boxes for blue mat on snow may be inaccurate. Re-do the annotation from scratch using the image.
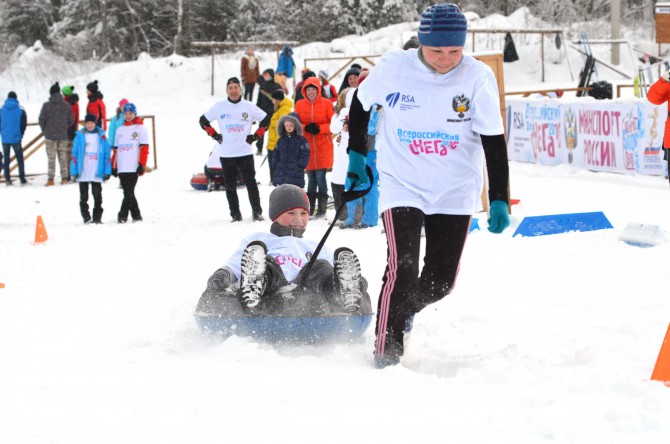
[513,211,613,237]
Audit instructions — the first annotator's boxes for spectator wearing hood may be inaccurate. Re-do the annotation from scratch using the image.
[39,82,74,186]
[276,45,296,81]
[0,91,28,185]
[318,70,338,103]
[294,77,335,217]
[241,46,260,101]
[267,90,294,182]
[294,69,316,103]
[86,80,107,130]
[338,66,361,94]
[271,113,310,188]
[61,85,80,143]
[256,68,282,155]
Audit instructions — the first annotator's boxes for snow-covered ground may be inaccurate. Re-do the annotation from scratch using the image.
[1,9,669,444]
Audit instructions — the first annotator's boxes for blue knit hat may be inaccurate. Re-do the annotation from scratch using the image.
[417,3,467,47]
[123,103,137,114]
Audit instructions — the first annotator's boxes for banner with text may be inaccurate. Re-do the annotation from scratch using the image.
[506,98,666,175]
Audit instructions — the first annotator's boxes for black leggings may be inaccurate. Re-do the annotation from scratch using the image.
[220,155,262,217]
[375,207,471,359]
[79,181,103,221]
[118,173,141,220]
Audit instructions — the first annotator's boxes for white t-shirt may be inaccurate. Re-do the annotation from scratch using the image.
[226,232,333,283]
[204,99,267,159]
[330,107,350,185]
[80,132,102,183]
[114,123,150,173]
[356,49,504,215]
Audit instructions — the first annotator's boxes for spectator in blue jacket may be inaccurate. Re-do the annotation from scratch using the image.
[271,114,310,188]
[0,91,28,185]
[276,46,295,81]
[70,113,112,224]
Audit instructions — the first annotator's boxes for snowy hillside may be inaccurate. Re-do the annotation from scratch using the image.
[1,8,669,444]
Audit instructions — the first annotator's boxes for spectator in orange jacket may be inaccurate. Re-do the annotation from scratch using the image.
[647,71,670,183]
[294,77,335,217]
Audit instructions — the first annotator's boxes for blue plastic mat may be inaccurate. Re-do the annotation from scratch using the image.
[513,211,613,237]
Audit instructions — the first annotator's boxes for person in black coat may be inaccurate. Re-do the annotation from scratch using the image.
[271,114,310,188]
[255,69,281,155]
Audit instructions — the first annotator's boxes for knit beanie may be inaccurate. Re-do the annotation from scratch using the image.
[50,82,60,95]
[86,80,99,93]
[84,113,97,123]
[269,185,310,221]
[123,103,137,114]
[417,3,468,47]
[62,85,75,96]
[7,91,17,99]
[272,90,285,101]
[119,98,129,108]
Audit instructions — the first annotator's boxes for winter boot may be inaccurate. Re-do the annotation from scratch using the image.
[239,241,268,309]
[307,192,317,216]
[315,193,328,218]
[333,247,362,312]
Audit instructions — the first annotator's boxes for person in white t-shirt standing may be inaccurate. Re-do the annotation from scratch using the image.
[199,77,270,222]
[111,102,149,223]
[346,3,511,368]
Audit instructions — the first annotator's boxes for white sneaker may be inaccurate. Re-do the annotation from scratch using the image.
[239,241,268,308]
[334,247,362,312]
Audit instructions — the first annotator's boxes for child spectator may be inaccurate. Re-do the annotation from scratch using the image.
[86,80,107,130]
[329,87,352,222]
[111,103,149,223]
[62,85,80,171]
[266,90,294,182]
[70,113,112,224]
[107,98,129,148]
[198,184,368,313]
[271,114,310,188]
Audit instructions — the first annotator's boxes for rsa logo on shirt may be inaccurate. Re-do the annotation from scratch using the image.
[385,92,420,111]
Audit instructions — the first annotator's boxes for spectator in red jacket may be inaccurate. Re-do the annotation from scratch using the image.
[647,70,670,183]
[86,80,107,130]
[294,77,335,218]
[318,70,338,103]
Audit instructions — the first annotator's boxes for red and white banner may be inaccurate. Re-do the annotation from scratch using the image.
[506,97,666,176]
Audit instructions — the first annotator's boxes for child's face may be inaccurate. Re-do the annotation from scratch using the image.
[85,121,96,131]
[275,208,309,229]
[284,120,295,133]
[124,111,135,122]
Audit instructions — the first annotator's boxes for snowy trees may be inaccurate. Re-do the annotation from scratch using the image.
[0,0,657,62]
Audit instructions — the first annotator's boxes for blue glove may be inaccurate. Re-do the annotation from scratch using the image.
[347,151,368,187]
[487,200,510,234]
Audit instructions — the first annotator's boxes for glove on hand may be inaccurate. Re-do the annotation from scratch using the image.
[71,174,78,181]
[212,133,223,144]
[103,174,110,181]
[246,134,258,144]
[137,165,145,176]
[662,69,670,83]
[487,200,510,234]
[112,168,118,177]
[347,151,369,187]
[305,123,320,135]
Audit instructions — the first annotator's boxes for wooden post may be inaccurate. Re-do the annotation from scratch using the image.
[541,33,545,82]
[211,47,215,96]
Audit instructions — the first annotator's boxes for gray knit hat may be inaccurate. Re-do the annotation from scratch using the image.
[417,3,467,47]
[269,184,310,221]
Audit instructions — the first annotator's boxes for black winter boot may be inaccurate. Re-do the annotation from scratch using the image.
[307,192,317,216]
[315,193,329,218]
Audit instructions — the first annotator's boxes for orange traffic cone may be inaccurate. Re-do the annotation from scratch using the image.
[34,215,49,244]
[651,324,670,386]
[0,283,5,288]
